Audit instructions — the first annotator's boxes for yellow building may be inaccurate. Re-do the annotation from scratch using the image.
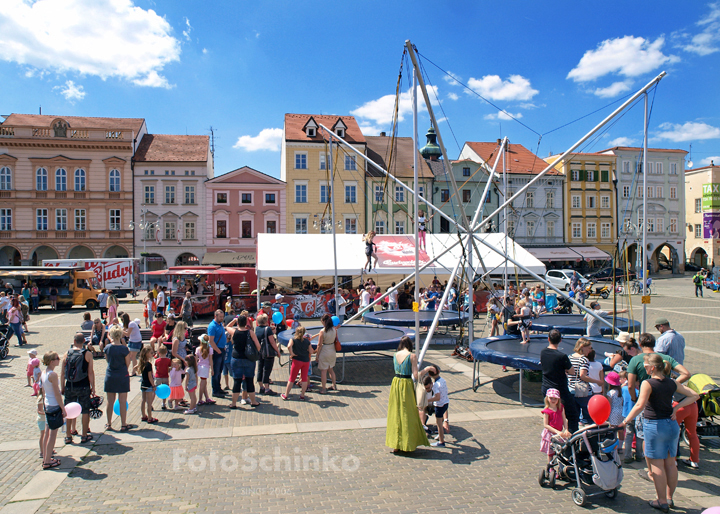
[685,163,720,268]
[281,114,366,235]
[546,153,617,264]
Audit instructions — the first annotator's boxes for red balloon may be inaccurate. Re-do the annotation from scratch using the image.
[588,395,611,425]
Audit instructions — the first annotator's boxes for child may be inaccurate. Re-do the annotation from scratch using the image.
[619,371,638,463]
[426,365,449,447]
[518,299,532,344]
[195,335,215,406]
[37,394,48,459]
[419,375,434,434]
[605,371,624,429]
[136,346,158,423]
[540,388,571,463]
[26,349,39,387]
[417,210,428,250]
[168,358,185,410]
[154,346,171,410]
[142,294,152,328]
[184,355,198,414]
[149,313,166,353]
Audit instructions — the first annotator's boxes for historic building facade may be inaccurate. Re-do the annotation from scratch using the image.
[685,162,720,268]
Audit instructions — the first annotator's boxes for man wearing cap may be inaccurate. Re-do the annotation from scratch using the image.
[540,329,580,433]
[207,310,227,397]
[654,318,685,365]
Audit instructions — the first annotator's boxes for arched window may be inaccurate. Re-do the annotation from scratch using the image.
[109,169,121,192]
[74,168,86,191]
[36,168,48,191]
[56,168,67,191]
[0,167,11,190]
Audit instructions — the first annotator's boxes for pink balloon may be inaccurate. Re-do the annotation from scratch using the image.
[702,508,720,514]
[64,402,82,419]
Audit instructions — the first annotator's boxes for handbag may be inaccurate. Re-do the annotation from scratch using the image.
[244,331,259,362]
[45,405,64,430]
[334,333,342,352]
[574,379,591,398]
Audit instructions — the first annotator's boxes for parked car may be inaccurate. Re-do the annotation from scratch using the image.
[684,261,703,272]
[586,267,637,283]
[544,270,589,291]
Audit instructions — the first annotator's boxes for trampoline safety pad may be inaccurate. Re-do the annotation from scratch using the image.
[277,325,415,353]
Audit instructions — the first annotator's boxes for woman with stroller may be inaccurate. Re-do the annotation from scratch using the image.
[620,353,699,513]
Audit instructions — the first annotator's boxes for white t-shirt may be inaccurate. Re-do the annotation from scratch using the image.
[584,309,607,337]
[587,360,603,394]
[0,296,9,312]
[360,290,371,307]
[157,291,166,307]
[337,296,348,316]
[432,376,449,407]
[389,290,398,304]
[128,320,142,343]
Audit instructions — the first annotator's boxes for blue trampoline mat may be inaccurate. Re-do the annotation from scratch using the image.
[530,313,641,336]
[277,325,414,353]
[470,334,622,371]
[362,309,469,327]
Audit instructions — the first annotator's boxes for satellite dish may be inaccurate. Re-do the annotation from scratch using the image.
[688,160,694,169]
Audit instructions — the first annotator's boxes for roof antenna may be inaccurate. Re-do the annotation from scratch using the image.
[39,105,42,115]
[209,126,215,157]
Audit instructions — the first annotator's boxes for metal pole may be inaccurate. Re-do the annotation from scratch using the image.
[412,70,420,358]
[142,209,147,290]
[503,141,508,294]
[642,93,648,332]
[328,133,340,317]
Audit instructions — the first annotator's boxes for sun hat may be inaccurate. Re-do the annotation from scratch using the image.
[615,331,632,343]
[605,371,621,387]
[654,318,670,327]
[27,349,37,355]
[546,388,561,399]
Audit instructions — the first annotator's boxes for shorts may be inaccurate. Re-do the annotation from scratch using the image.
[289,359,310,383]
[140,386,154,392]
[187,386,197,393]
[154,377,169,386]
[435,403,449,419]
[643,418,680,459]
[128,341,144,352]
[64,386,92,414]
[37,413,46,431]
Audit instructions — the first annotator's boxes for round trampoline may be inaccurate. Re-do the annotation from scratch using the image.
[361,309,469,327]
[277,325,414,352]
[529,313,641,336]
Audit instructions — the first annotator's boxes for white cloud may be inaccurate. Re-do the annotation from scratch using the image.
[700,156,720,166]
[350,85,439,126]
[447,92,459,101]
[358,123,383,136]
[202,48,208,55]
[182,17,192,41]
[54,80,86,102]
[483,111,523,121]
[655,121,720,142]
[593,80,632,98]
[466,75,538,101]
[608,136,637,147]
[518,102,544,109]
[0,0,180,88]
[680,3,720,55]
[233,128,283,152]
[443,71,461,86]
[567,36,678,82]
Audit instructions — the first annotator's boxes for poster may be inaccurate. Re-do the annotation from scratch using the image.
[373,235,431,268]
[702,183,720,211]
[703,212,720,239]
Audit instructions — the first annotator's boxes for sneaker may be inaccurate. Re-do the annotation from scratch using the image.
[265,389,277,396]
[281,394,289,401]
[183,408,197,414]
[433,434,441,440]
[681,459,699,469]
[240,399,247,405]
[430,441,445,447]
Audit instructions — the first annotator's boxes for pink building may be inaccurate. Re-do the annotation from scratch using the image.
[204,166,285,267]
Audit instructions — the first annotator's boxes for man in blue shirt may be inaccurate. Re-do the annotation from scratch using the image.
[207,309,227,397]
[654,318,685,365]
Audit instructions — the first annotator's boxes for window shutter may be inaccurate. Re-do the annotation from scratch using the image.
[601,170,608,182]
[580,169,586,181]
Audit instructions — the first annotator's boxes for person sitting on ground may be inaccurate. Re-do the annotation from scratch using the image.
[80,312,93,331]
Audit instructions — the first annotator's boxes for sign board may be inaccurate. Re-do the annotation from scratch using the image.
[703,213,720,239]
[412,301,419,312]
[702,183,720,210]
[641,295,651,304]
[373,235,431,268]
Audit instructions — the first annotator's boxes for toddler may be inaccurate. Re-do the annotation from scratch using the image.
[26,349,39,387]
[37,393,46,458]
[195,336,215,406]
[184,355,198,414]
[541,389,571,462]
[426,365,449,447]
[619,371,638,462]
[154,346,171,410]
[168,358,185,410]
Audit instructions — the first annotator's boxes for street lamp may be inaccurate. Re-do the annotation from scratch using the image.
[129,208,157,290]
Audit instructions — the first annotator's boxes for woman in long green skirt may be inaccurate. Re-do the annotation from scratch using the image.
[386,336,429,453]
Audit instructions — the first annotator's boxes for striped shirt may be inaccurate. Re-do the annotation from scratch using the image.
[568,354,589,392]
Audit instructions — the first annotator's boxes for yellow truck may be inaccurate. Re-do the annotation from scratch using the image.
[0,266,101,309]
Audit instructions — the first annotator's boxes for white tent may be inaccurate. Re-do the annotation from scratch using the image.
[256,232,546,277]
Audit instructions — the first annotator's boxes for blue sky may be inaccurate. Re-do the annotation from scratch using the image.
[1,0,719,177]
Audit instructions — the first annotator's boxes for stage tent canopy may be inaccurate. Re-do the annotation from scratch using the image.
[256,233,546,277]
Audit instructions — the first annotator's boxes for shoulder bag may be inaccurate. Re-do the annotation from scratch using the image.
[244,330,259,362]
[334,331,342,352]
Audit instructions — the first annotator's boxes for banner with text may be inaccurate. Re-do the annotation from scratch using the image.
[702,183,720,211]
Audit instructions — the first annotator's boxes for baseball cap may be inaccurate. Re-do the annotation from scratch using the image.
[654,318,669,327]
[275,293,284,301]
[545,388,561,399]
[27,349,37,355]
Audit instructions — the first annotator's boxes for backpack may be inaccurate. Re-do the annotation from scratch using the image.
[259,327,275,359]
[327,298,336,315]
[65,348,88,384]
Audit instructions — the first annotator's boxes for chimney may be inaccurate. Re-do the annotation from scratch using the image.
[497,138,502,145]
[380,131,386,137]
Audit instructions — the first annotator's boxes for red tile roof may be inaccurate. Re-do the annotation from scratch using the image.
[2,113,145,135]
[365,136,433,178]
[284,114,365,144]
[599,146,688,154]
[466,142,560,175]
[134,134,209,162]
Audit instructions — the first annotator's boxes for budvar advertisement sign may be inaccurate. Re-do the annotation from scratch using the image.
[703,213,720,239]
[373,235,431,268]
[702,183,720,211]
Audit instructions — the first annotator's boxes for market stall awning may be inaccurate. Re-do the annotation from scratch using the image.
[202,252,255,265]
[0,269,68,277]
[141,268,247,276]
[526,247,581,261]
[569,246,611,260]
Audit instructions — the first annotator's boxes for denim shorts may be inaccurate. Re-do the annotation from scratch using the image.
[128,341,144,352]
[643,418,680,459]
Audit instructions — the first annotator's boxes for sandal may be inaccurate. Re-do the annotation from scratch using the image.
[64,436,73,444]
[206,399,216,404]
[147,418,158,424]
[141,416,148,422]
[42,459,61,470]
[104,423,114,430]
[648,500,669,513]
[80,434,93,444]
[319,389,327,395]
[120,425,131,432]
[71,430,79,436]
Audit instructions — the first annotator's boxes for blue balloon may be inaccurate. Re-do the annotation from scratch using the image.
[113,399,129,416]
[272,311,283,324]
[331,315,340,327]
[156,383,171,399]
[568,291,575,298]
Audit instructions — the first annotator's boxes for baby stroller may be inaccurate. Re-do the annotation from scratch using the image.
[553,295,574,314]
[89,395,104,420]
[0,323,9,359]
[686,374,720,438]
[539,425,624,507]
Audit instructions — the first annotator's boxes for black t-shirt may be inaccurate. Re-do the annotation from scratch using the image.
[541,347,572,391]
[255,326,275,357]
[65,348,90,388]
[644,377,677,420]
[232,329,250,359]
[141,362,153,388]
[291,337,310,362]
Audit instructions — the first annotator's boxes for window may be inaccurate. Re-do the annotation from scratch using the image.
[647,186,654,199]
[344,155,356,171]
[55,168,67,191]
[462,167,471,177]
[670,187,677,200]
[695,224,702,238]
[164,221,176,240]
[184,222,195,239]
[670,218,677,233]
[345,184,356,204]
[266,220,276,233]
[572,222,581,238]
[0,208,11,230]
[546,191,554,208]
[216,192,227,204]
[295,153,307,169]
[587,196,596,208]
[601,196,610,209]
[375,220,385,234]
[55,209,67,231]
[419,185,425,199]
[601,169,609,182]
[546,221,555,237]
[622,161,631,174]
[74,209,86,231]
[655,162,663,174]
[638,217,644,231]
[601,223,611,238]
[36,209,48,231]
[165,186,175,204]
[295,217,307,234]
[695,198,702,212]
[526,220,535,235]
[0,167,11,190]
[462,189,471,203]
[143,224,154,240]
[647,218,654,233]
[265,193,276,204]
[242,220,252,238]
[241,193,252,204]
[646,162,654,174]
[109,209,121,231]
[571,195,581,208]
[74,169,86,191]
[216,220,227,238]
[637,185,643,198]
[185,186,195,204]
[526,191,534,208]
[320,183,331,203]
[655,186,663,198]
[295,184,307,203]
[144,186,155,204]
[440,218,450,233]
[656,218,664,233]
[586,170,595,182]
[622,185,630,198]
[587,222,596,238]
[395,185,405,202]
[623,218,631,233]
[507,219,515,237]
[336,127,345,138]
[669,162,677,174]
[143,169,155,175]
[345,218,356,234]
[36,168,48,191]
[109,169,120,192]
[441,189,450,202]
[374,185,384,203]
[395,221,405,234]
[319,153,326,170]
[571,170,580,181]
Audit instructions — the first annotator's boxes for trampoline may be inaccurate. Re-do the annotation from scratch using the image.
[277,325,415,382]
[529,313,641,336]
[361,309,469,327]
[470,334,622,406]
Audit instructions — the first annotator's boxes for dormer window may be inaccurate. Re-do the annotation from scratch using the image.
[307,127,316,137]
[303,117,318,138]
[336,128,345,138]
[333,118,347,139]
